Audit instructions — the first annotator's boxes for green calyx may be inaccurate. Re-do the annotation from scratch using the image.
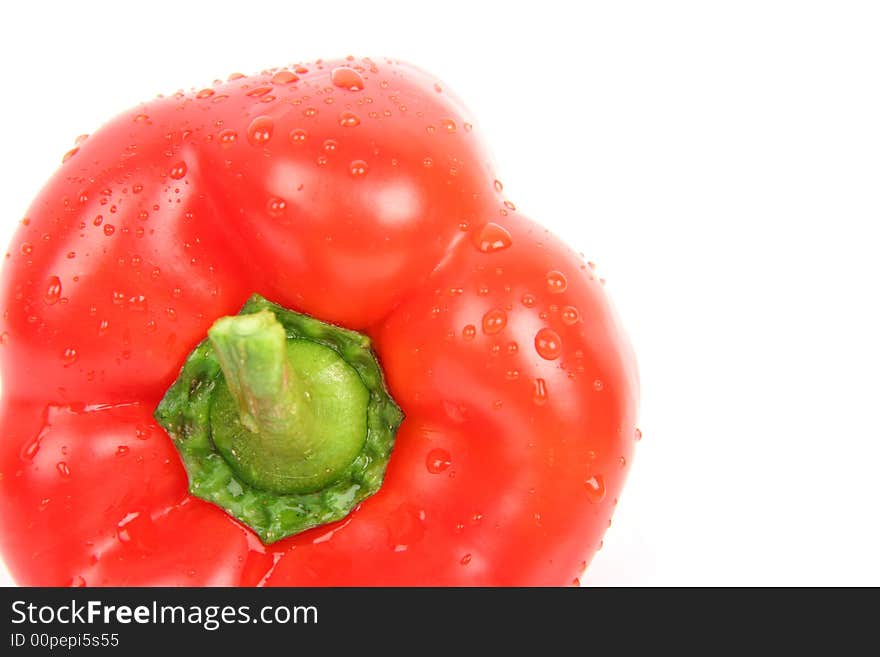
[155,294,404,544]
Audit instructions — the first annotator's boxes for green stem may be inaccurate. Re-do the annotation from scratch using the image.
[208,310,311,440]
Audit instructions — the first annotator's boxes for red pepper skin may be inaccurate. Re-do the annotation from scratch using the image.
[0,58,638,586]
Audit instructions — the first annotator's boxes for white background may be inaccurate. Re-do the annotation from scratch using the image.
[1,0,878,586]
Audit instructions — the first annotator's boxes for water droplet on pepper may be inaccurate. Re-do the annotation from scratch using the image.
[267,197,287,217]
[533,378,548,405]
[535,328,562,360]
[218,129,237,148]
[387,503,426,552]
[168,161,187,179]
[247,116,274,146]
[475,222,512,253]
[272,70,299,85]
[426,448,452,474]
[246,86,274,98]
[128,295,148,312]
[561,306,579,325]
[338,111,361,127]
[584,474,606,503]
[331,66,365,91]
[61,348,78,367]
[349,160,368,177]
[21,436,41,461]
[45,276,62,305]
[481,309,507,335]
[546,270,567,294]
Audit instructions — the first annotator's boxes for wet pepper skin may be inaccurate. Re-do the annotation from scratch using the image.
[0,58,639,586]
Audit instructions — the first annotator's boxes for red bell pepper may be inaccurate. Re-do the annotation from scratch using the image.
[0,57,639,586]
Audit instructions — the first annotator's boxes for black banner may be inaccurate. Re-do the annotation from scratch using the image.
[0,586,869,651]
